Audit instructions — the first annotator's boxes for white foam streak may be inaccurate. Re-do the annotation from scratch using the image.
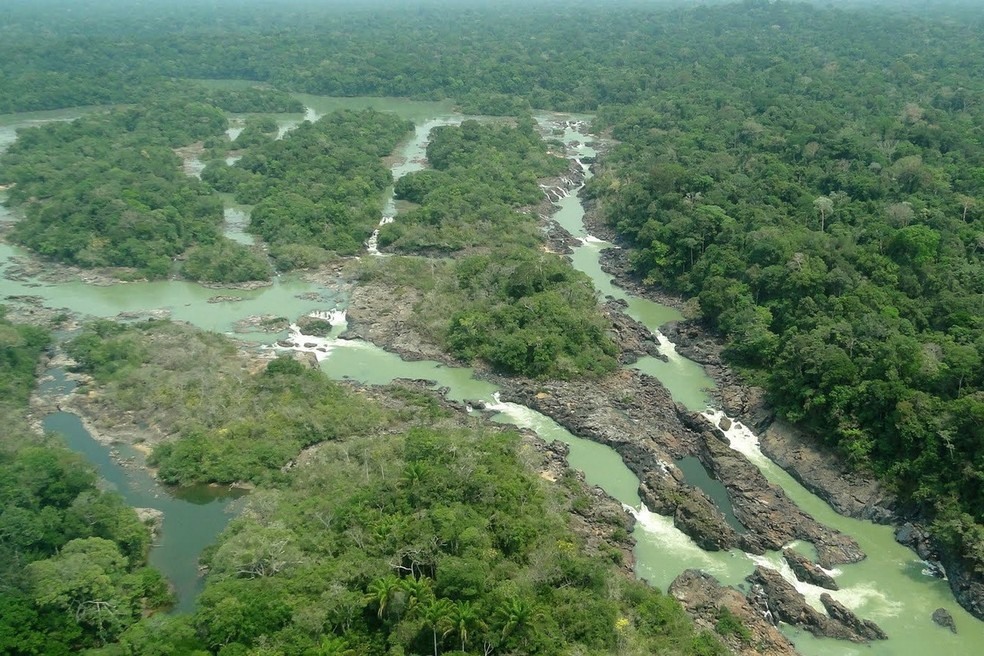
[748,554,902,620]
[280,324,335,362]
[653,330,686,364]
[699,408,767,466]
[365,230,382,255]
[628,505,725,570]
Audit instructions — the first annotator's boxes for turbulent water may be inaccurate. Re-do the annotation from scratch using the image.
[2,99,981,653]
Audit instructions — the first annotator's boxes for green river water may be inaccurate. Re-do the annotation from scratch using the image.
[2,99,981,653]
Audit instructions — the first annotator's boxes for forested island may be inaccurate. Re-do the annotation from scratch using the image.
[2,1,983,655]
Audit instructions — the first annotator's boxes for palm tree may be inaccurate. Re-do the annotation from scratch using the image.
[365,574,401,620]
[401,575,435,615]
[494,596,533,642]
[420,598,454,656]
[314,636,357,656]
[451,600,487,652]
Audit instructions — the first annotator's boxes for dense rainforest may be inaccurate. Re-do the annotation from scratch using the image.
[0,85,301,281]
[62,320,727,656]
[1,0,984,651]
[0,310,170,654]
[204,108,413,264]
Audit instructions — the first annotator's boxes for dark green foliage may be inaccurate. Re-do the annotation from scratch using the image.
[1,99,228,277]
[357,248,619,381]
[204,109,413,260]
[581,0,984,569]
[182,239,273,283]
[0,318,50,410]
[0,317,165,653]
[446,250,618,379]
[381,118,568,254]
[231,116,279,149]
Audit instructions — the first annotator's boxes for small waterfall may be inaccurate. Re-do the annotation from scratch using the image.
[365,216,395,255]
[269,309,349,363]
[307,309,347,327]
[701,408,768,467]
[654,330,686,364]
[626,504,723,568]
[280,324,335,362]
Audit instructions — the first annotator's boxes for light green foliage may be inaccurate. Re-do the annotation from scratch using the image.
[188,427,724,655]
[66,321,388,484]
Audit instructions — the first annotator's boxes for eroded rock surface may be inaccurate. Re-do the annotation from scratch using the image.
[932,607,957,633]
[783,549,838,590]
[761,420,896,524]
[669,569,798,656]
[747,566,886,642]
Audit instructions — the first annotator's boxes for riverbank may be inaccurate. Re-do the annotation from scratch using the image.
[582,185,899,522]
[339,267,916,647]
[581,185,984,623]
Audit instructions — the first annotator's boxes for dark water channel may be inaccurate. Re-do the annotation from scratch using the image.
[40,370,244,612]
[674,456,746,534]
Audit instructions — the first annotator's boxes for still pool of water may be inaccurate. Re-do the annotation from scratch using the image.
[42,411,245,613]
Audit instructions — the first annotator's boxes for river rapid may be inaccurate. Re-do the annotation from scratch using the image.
[1,99,981,653]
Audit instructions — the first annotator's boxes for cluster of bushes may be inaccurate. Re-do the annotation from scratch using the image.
[67,321,387,485]
[379,117,569,254]
[202,109,413,261]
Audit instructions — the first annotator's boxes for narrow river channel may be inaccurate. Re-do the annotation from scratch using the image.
[1,98,981,654]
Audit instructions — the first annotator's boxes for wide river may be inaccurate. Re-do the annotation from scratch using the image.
[0,96,980,653]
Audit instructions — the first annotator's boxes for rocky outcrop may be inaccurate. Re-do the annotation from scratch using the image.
[932,607,957,633]
[783,549,838,590]
[343,283,456,365]
[640,470,745,553]
[894,522,941,562]
[661,320,773,431]
[135,507,164,540]
[761,420,896,524]
[501,374,865,567]
[532,438,637,572]
[539,160,586,202]
[940,554,984,621]
[747,567,886,642]
[820,593,887,640]
[682,412,864,567]
[603,299,664,364]
[894,522,984,620]
[669,569,798,656]
[543,219,582,255]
